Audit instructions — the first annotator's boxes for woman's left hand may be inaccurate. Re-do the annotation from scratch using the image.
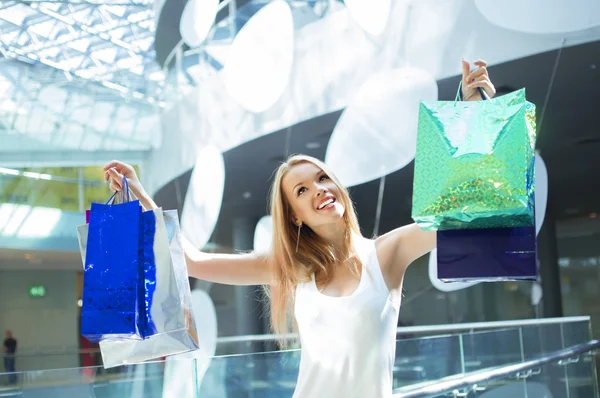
[461,59,496,101]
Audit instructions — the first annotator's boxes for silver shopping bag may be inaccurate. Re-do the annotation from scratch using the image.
[77,209,199,368]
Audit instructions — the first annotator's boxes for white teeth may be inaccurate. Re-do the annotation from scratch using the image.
[318,198,334,210]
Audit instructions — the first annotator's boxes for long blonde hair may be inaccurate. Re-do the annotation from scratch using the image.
[265,155,362,344]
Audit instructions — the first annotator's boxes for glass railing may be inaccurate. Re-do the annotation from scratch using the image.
[390,316,594,390]
[0,361,169,398]
[0,317,596,397]
[0,348,85,374]
[393,340,600,398]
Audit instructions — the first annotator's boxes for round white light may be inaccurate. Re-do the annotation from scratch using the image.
[162,289,217,396]
[253,215,273,254]
[531,282,543,306]
[475,0,600,34]
[325,67,438,188]
[179,0,220,48]
[222,0,294,113]
[190,289,217,357]
[534,151,548,236]
[181,146,225,249]
[344,0,391,36]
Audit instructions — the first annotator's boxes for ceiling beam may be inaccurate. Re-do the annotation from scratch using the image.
[29,4,142,54]
[0,149,151,167]
[17,16,154,54]
[21,0,152,7]
[0,45,162,106]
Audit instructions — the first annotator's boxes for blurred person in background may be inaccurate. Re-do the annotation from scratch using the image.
[3,330,17,385]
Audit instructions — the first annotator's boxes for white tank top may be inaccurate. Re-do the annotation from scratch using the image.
[293,238,401,398]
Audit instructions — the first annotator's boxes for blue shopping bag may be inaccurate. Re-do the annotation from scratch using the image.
[81,180,157,342]
[436,226,537,282]
[77,209,200,367]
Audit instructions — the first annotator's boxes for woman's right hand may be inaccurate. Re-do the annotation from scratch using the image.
[101,162,272,286]
[103,160,146,201]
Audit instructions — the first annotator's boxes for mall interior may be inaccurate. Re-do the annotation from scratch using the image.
[1,0,599,397]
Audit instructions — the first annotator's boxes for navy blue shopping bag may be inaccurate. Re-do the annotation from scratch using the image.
[81,180,157,342]
[436,226,537,282]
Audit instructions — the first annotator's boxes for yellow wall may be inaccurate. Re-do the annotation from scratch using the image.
[0,166,139,211]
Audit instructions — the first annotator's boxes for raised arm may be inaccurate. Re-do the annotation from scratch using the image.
[376,59,497,287]
[376,223,436,285]
[104,161,273,286]
[181,236,272,285]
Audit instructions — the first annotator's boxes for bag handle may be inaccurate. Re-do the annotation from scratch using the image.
[105,177,132,205]
[454,80,492,104]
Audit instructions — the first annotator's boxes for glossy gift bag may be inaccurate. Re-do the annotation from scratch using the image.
[412,88,536,231]
[80,186,150,342]
[78,206,199,368]
[436,226,537,282]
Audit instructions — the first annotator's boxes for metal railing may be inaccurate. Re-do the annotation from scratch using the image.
[392,339,600,398]
[216,316,591,344]
[1,316,590,359]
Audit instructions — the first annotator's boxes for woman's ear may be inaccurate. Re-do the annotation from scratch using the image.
[290,214,301,227]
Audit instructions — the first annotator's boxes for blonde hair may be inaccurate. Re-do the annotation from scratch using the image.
[265,154,362,345]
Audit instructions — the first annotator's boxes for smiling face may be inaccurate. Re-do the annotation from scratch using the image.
[281,161,346,230]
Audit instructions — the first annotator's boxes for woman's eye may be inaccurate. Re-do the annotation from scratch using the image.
[319,175,329,182]
[298,187,306,195]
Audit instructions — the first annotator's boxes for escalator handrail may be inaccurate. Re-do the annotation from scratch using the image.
[392,339,600,397]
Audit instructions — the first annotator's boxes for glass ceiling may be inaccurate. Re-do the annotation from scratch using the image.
[0,0,164,152]
[0,0,327,155]
[0,1,162,101]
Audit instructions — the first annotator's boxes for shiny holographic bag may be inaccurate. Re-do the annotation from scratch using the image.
[80,182,149,342]
[77,199,199,367]
[412,86,536,231]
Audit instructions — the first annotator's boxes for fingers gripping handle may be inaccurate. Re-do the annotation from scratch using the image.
[106,176,132,205]
[454,80,491,103]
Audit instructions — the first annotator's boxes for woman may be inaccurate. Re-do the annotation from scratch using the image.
[104,59,495,397]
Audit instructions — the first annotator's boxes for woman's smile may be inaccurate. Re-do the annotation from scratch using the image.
[316,195,336,210]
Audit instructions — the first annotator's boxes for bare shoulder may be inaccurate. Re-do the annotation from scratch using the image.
[374,224,436,285]
[373,232,404,272]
